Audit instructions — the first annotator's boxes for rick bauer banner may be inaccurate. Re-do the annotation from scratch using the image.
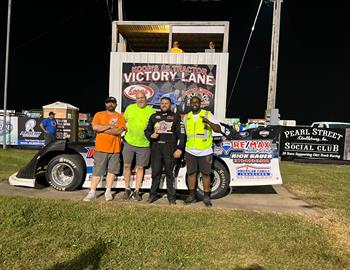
[121,63,216,114]
[279,127,345,160]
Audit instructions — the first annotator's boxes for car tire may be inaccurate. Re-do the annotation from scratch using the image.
[46,154,85,191]
[196,160,230,199]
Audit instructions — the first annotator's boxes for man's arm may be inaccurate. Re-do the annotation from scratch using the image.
[104,127,125,135]
[173,117,186,158]
[175,116,186,150]
[202,115,221,133]
[92,123,112,133]
[40,122,46,133]
[145,115,158,141]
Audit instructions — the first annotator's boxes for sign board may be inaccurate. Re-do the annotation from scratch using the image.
[17,117,45,146]
[0,116,18,145]
[122,63,216,114]
[279,127,345,160]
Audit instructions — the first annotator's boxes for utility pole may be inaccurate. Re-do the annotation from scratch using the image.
[265,0,282,121]
[117,0,123,21]
[2,0,12,149]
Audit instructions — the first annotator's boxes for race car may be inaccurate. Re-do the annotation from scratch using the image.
[9,125,283,199]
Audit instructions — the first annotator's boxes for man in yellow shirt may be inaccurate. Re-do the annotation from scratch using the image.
[170,40,183,53]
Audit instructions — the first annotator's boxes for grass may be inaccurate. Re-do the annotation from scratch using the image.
[1,149,350,269]
[0,196,348,270]
[0,149,38,181]
[280,161,350,219]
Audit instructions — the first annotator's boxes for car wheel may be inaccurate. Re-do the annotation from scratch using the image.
[196,160,230,199]
[46,154,85,191]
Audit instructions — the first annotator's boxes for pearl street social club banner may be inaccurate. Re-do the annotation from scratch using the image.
[279,127,350,161]
[122,63,216,114]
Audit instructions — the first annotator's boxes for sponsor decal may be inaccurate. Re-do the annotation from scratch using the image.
[239,131,250,138]
[259,130,270,137]
[123,85,155,100]
[232,140,271,151]
[86,147,95,158]
[222,141,232,154]
[236,165,272,178]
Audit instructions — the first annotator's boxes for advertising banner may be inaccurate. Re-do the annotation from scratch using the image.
[279,127,345,160]
[214,139,282,186]
[122,63,216,114]
[56,118,73,140]
[0,115,18,145]
[17,117,45,147]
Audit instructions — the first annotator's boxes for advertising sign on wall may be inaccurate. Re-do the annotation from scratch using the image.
[17,117,45,146]
[279,127,345,160]
[0,116,18,145]
[122,63,216,114]
[56,118,72,140]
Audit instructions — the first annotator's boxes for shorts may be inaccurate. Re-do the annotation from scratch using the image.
[185,152,213,176]
[122,141,151,167]
[93,151,120,176]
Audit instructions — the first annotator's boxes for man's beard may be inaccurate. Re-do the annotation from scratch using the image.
[106,106,115,112]
[161,107,170,113]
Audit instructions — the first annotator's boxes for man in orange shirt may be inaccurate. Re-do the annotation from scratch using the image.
[83,97,126,201]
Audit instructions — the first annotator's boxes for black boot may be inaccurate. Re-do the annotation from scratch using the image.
[147,193,158,203]
[203,192,212,208]
[184,190,197,204]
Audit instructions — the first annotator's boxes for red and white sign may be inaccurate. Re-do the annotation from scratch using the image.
[123,85,155,100]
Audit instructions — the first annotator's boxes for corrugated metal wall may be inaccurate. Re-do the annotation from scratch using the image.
[109,52,229,120]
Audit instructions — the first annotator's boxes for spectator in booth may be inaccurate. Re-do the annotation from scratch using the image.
[170,40,184,53]
[208,41,215,51]
[40,111,57,146]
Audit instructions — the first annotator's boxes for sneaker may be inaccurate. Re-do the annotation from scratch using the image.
[133,191,142,201]
[83,191,96,202]
[105,191,113,201]
[123,189,132,200]
[147,194,158,204]
[184,193,197,204]
[203,196,213,208]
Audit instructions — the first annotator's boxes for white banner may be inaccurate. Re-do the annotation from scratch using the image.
[0,115,18,146]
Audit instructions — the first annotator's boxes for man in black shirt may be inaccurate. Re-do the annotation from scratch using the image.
[145,96,185,204]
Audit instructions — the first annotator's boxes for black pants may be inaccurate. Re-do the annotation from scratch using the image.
[150,143,176,200]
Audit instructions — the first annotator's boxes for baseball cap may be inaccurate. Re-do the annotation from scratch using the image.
[105,96,117,103]
[49,111,55,116]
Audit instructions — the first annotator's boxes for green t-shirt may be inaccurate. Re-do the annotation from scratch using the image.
[124,104,155,147]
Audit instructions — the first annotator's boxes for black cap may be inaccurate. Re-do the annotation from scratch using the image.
[105,96,117,103]
[49,111,55,116]
[160,96,172,104]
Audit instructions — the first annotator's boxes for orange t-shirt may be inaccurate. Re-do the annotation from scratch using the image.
[92,111,126,153]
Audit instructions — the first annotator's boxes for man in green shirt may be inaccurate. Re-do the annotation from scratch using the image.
[122,91,156,201]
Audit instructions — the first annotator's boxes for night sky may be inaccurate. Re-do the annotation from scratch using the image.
[0,0,349,125]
